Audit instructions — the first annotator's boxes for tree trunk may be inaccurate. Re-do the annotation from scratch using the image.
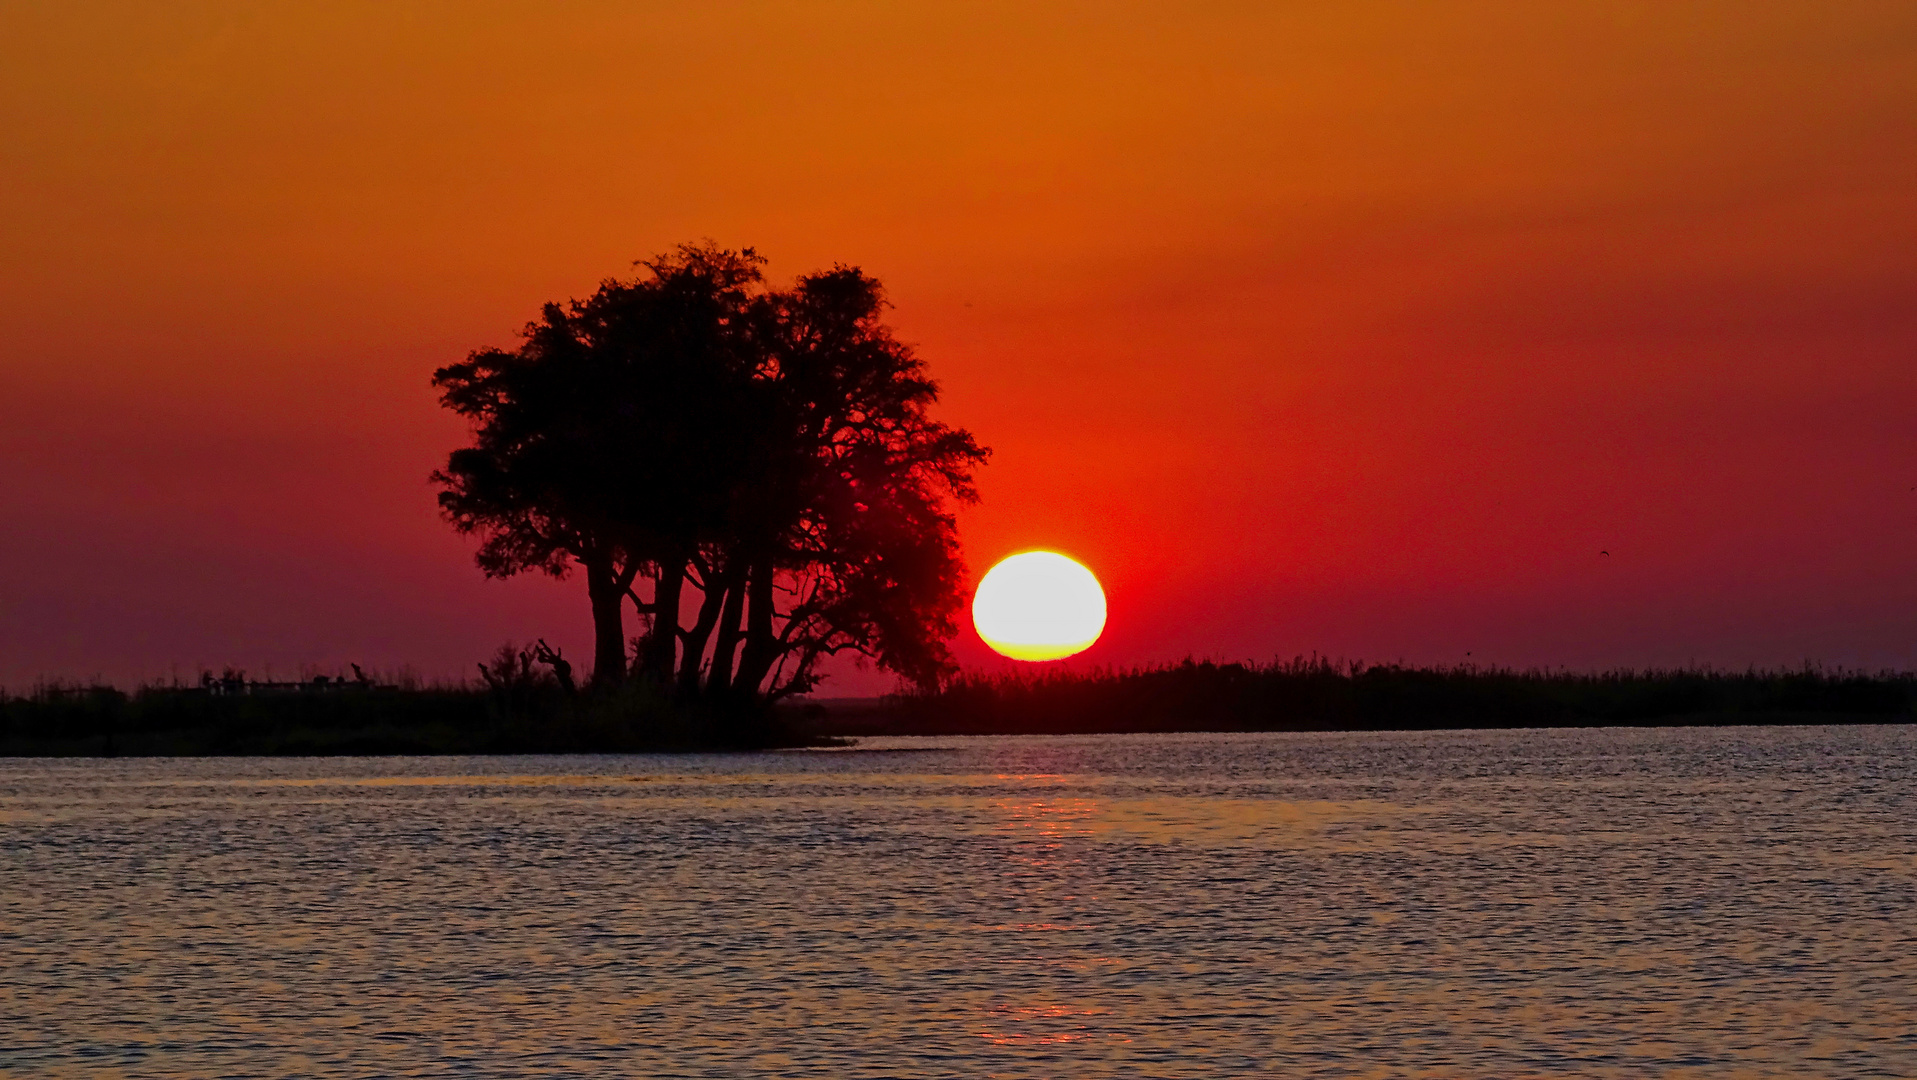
[733,557,780,699]
[639,558,684,684]
[706,576,748,700]
[678,565,731,694]
[585,553,627,689]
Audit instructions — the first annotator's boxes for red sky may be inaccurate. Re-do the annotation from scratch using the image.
[5,2,1917,691]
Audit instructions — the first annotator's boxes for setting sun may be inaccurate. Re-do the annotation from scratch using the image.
[972,551,1107,662]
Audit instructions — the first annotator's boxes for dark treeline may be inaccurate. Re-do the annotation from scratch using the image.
[855,657,1917,736]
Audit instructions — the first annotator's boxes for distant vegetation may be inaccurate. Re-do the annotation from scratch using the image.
[862,657,1917,737]
[4,657,1911,756]
[0,650,812,757]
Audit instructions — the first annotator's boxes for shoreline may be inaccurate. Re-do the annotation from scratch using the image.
[6,660,1912,757]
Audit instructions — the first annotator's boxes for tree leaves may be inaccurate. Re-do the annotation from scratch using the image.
[432,244,987,704]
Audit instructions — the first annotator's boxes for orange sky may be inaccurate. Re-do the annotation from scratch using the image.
[5,2,1917,690]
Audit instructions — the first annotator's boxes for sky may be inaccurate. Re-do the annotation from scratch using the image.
[4,2,1917,692]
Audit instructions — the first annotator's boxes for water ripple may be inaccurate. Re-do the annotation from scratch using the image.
[1,726,1913,1077]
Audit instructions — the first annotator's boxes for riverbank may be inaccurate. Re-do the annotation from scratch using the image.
[6,659,1911,755]
[808,658,1917,737]
[0,682,828,757]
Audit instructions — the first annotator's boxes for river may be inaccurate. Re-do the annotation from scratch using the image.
[3,726,1913,1077]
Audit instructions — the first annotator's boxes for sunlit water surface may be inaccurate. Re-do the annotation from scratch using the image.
[3,727,1914,1078]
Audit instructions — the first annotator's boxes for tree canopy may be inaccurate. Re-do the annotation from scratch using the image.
[432,245,987,713]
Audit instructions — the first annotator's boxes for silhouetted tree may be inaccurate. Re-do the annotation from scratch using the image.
[434,245,986,710]
[699,267,985,707]
[433,245,765,685]
[531,639,576,696]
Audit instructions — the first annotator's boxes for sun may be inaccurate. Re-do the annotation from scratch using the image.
[972,551,1107,661]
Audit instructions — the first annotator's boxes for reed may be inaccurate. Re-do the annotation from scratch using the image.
[0,673,774,756]
[8,658,1910,753]
[870,657,1917,735]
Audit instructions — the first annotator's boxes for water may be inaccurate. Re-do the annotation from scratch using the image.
[2,726,1914,1078]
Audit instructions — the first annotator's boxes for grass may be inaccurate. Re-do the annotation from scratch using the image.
[0,674,812,757]
[8,656,1911,754]
[864,657,1917,736]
